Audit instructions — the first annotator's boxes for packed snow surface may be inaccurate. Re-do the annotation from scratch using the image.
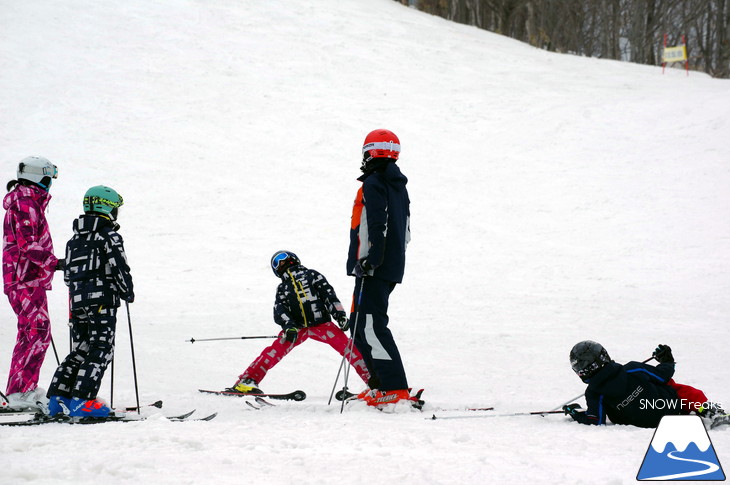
[1,0,729,483]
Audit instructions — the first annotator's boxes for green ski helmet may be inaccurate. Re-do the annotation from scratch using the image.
[83,185,124,220]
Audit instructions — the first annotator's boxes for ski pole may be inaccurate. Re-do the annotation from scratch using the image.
[124,400,163,412]
[186,336,278,343]
[430,410,564,421]
[335,277,366,413]
[550,355,655,411]
[49,335,60,366]
[328,276,365,407]
[110,357,115,409]
[126,302,141,414]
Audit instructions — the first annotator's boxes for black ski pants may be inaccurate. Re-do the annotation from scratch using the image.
[349,276,408,391]
[48,305,117,400]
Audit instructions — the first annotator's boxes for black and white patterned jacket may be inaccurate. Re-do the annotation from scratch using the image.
[64,214,134,310]
[273,265,345,329]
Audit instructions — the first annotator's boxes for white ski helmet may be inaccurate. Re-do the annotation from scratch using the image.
[17,156,58,190]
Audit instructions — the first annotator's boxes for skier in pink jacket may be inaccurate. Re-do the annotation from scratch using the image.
[2,156,62,411]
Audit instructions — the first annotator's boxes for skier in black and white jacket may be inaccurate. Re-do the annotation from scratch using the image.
[46,186,133,418]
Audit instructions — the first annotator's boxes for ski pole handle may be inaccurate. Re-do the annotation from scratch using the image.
[187,336,278,343]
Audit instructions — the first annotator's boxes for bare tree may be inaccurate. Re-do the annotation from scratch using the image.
[396,0,730,77]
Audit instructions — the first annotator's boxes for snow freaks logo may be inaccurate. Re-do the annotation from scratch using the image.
[637,415,725,481]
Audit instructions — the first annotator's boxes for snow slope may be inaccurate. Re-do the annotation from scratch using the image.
[1,0,729,483]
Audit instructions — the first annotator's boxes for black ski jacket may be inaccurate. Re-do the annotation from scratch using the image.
[65,215,134,310]
[347,161,410,283]
[273,265,345,329]
[572,361,682,428]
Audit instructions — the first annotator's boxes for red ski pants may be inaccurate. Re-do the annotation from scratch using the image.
[668,379,709,413]
[239,321,370,385]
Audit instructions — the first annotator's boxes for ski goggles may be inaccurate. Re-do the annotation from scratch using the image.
[271,252,289,272]
[20,163,59,179]
[362,141,401,155]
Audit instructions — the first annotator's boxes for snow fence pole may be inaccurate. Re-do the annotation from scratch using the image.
[126,302,141,414]
[550,355,655,411]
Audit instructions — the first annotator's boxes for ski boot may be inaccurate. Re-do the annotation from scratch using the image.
[226,378,263,395]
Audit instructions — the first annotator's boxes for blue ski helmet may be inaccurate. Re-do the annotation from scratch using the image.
[271,250,300,277]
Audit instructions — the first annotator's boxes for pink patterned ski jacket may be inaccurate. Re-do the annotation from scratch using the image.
[2,184,57,294]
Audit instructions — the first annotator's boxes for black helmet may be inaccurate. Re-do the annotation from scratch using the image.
[570,340,611,380]
[270,250,300,277]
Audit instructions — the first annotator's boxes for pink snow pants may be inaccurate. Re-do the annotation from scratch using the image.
[5,286,51,394]
[239,321,370,385]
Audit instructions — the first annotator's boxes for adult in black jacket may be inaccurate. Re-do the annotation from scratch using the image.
[564,341,721,428]
[345,129,415,408]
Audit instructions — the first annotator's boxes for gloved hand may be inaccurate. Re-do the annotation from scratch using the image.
[354,259,372,278]
[124,292,135,304]
[282,327,298,344]
[334,311,349,331]
[653,344,674,364]
[562,403,582,416]
[55,258,66,271]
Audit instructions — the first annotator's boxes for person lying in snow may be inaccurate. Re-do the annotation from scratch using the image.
[564,340,726,428]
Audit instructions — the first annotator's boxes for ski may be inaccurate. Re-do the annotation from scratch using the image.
[429,410,564,420]
[243,397,275,410]
[335,389,356,401]
[710,414,730,430]
[0,409,214,426]
[199,389,306,401]
[0,408,37,417]
[0,399,163,415]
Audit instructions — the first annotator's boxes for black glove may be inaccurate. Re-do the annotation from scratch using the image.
[124,292,135,304]
[653,344,674,364]
[562,403,582,416]
[354,259,372,278]
[334,311,349,331]
[55,258,66,271]
[282,327,298,344]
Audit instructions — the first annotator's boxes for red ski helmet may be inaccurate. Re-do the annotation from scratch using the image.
[362,129,400,162]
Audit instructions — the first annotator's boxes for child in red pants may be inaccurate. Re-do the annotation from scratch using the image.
[229,251,369,393]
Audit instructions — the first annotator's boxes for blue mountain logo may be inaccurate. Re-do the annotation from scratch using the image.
[637,415,725,480]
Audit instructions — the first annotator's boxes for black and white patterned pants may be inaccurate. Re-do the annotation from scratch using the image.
[48,305,117,400]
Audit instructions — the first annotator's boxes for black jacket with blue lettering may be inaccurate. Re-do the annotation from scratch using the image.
[64,215,134,310]
[573,361,682,428]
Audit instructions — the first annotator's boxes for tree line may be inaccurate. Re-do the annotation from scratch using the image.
[394,0,730,78]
